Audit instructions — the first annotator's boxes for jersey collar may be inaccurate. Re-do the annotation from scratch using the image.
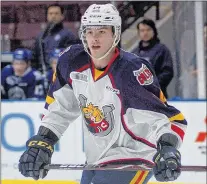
[91,48,120,81]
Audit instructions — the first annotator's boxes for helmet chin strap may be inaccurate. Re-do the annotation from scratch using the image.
[81,28,120,61]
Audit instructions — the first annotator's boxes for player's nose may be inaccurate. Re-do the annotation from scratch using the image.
[92,31,100,38]
[92,39,99,44]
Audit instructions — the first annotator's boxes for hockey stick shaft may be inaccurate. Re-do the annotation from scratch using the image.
[43,164,207,172]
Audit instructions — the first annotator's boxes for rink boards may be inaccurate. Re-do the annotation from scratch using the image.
[1,100,206,184]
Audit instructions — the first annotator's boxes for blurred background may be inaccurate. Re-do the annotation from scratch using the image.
[1,1,206,99]
[1,1,207,184]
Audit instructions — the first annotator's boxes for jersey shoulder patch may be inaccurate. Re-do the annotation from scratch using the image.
[133,63,153,85]
[121,52,155,86]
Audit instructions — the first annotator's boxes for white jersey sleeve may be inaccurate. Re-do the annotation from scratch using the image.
[41,52,81,138]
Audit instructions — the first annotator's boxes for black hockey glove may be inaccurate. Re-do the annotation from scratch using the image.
[153,141,181,182]
[18,126,58,180]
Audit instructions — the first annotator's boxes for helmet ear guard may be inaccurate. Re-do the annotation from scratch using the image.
[80,4,122,60]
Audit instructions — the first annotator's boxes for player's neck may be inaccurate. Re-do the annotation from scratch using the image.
[92,49,116,69]
[142,41,150,47]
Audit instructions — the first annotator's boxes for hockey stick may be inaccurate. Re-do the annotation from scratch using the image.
[43,164,207,172]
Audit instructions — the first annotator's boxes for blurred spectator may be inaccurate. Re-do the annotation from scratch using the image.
[1,49,44,99]
[134,19,174,98]
[32,4,79,71]
[47,48,64,85]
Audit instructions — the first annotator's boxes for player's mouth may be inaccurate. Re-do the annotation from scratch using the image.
[91,45,101,50]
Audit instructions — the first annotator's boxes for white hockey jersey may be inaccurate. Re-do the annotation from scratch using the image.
[41,44,187,166]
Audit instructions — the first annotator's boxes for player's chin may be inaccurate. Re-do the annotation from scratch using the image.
[90,49,104,56]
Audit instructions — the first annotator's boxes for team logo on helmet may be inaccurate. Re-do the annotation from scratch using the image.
[79,94,115,137]
[133,64,153,85]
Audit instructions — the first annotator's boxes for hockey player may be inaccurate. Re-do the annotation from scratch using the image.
[47,48,64,85]
[19,4,187,184]
[1,49,44,99]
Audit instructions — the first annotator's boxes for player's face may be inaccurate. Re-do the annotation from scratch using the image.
[138,24,154,41]
[50,59,58,72]
[85,26,114,58]
[13,60,28,76]
[47,7,64,24]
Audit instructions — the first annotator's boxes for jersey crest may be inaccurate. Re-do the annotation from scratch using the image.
[78,94,115,137]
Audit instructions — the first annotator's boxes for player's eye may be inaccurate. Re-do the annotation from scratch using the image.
[99,30,106,34]
[86,30,93,35]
